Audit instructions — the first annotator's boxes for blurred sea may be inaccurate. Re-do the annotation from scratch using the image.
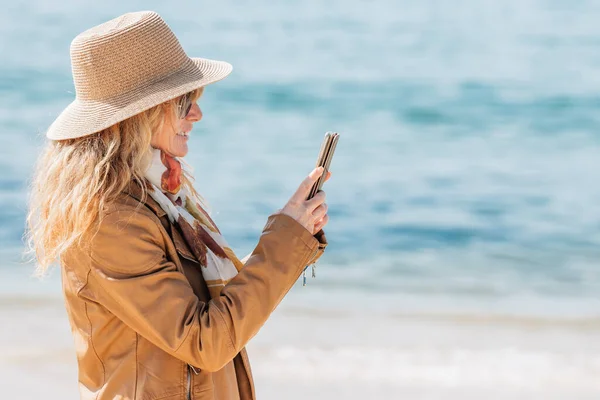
[1,0,600,398]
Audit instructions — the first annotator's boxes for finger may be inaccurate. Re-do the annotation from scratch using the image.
[290,167,324,202]
[306,190,326,210]
[312,203,328,221]
[313,214,329,233]
[324,171,332,182]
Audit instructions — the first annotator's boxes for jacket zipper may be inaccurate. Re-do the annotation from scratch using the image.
[186,366,191,400]
[187,364,199,400]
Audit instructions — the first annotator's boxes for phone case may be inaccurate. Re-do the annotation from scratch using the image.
[307,132,339,200]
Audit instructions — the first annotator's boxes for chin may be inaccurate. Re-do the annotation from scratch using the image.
[171,146,188,158]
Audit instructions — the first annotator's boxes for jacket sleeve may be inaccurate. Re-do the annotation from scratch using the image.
[241,229,327,266]
[87,209,319,372]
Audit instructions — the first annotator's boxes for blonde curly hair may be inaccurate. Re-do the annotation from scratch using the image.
[26,87,204,275]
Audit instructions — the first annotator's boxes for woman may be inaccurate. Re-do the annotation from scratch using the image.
[26,11,329,400]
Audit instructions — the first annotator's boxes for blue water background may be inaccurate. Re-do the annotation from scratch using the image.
[1,0,600,317]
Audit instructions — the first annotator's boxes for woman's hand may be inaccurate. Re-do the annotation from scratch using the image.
[279,167,331,235]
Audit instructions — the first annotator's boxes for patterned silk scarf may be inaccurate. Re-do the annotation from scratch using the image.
[144,149,244,298]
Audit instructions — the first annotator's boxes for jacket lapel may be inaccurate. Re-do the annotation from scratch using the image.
[123,181,200,265]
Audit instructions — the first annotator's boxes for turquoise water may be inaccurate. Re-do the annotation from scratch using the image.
[2,1,600,314]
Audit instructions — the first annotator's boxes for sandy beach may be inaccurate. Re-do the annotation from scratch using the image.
[2,283,599,400]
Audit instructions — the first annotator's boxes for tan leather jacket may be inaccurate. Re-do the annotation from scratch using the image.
[60,184,327,400]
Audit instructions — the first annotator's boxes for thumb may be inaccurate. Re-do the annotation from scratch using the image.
[291,167,324,201]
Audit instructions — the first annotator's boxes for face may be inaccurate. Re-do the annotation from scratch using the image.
[151,94,203,158]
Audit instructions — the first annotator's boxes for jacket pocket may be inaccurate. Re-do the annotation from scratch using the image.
[136,344,188,400]
[191,368,214,398]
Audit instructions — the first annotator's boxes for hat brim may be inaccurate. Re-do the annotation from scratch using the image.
[46,57,232,140]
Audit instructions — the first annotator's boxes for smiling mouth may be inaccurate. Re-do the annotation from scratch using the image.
[176,131,189,137]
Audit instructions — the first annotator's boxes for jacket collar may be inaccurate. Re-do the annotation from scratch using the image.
[123,180,167,218]
[123,180,199,264]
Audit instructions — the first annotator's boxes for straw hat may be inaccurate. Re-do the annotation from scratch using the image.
[46,11,232,140]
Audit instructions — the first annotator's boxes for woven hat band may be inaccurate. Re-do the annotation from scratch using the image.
[70,11,188,101]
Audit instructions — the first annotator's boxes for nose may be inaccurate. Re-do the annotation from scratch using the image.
[186,102,202,122]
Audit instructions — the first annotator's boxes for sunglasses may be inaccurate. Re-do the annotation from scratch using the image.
[177,93,193,118]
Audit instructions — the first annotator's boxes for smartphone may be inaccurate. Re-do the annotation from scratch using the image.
[307,131,339,200]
